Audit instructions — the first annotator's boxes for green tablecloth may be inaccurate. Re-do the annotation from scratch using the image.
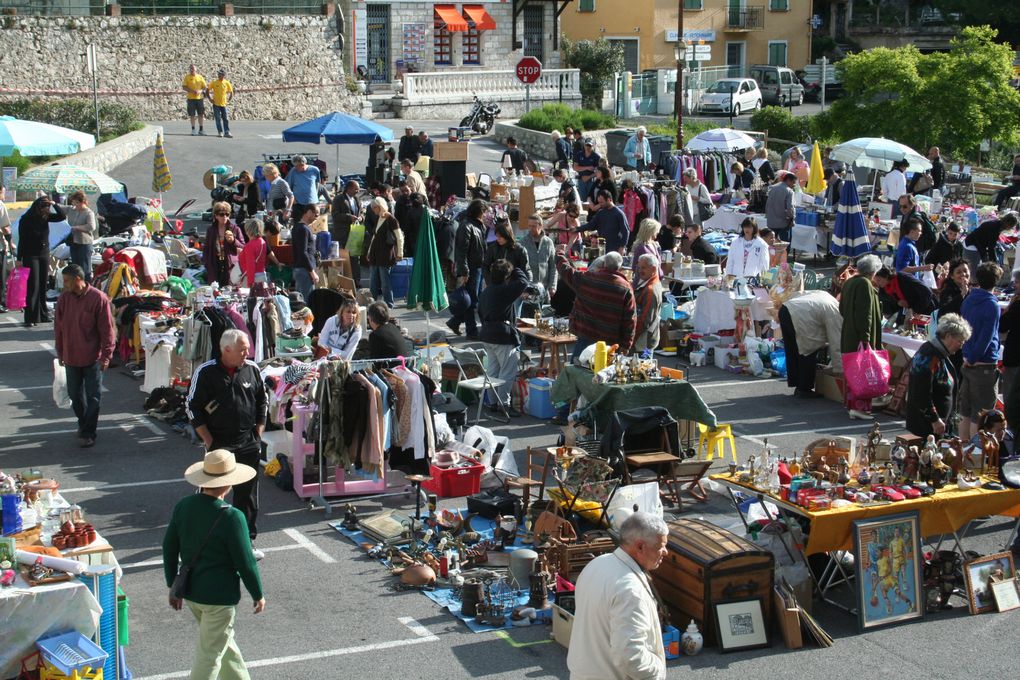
[551,365,718,431]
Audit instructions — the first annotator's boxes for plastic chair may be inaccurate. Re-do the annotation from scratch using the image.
[697,423,737,462]
[449,345,510,424]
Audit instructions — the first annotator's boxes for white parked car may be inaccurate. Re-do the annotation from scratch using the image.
[698,78,762,116]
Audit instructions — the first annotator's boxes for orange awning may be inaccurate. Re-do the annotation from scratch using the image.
[435,5,469,32]
[463,5,496,30]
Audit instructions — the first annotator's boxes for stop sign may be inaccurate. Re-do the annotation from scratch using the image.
[516,56,543,84]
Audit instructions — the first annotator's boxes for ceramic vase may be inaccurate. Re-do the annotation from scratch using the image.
[681,620,703,656]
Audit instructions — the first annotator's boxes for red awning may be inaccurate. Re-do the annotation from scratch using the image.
[435,5,469,32]
[463,5,496,30]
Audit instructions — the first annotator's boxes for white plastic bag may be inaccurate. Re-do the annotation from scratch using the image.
[53,359,71,409]
[463,425,518,487]
[606,481,664,530]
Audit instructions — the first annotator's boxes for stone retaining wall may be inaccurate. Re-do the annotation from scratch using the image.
[58,124,163,176]
[0,15,358,121]
[493,121,610,166]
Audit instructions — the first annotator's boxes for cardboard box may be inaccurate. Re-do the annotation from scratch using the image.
[551,603,573,648]
[432,141,469,162]
[815,367,846,403]
[774,590,803,650]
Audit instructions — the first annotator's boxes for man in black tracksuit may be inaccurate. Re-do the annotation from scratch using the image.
[449,199,487,338]
[478,262,530,416]
[187,329,268,553]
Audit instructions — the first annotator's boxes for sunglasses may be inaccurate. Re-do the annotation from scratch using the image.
[215,211,230,216]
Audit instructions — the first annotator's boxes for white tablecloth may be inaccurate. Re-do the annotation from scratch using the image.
[692,288,773,334]
[703,210,767,233]
[881,331,925,355]
[0,577,102,678]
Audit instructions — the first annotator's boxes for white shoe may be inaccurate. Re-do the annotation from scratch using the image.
[849,409,872,420]
[252,547,265,561]
[191,129,197,136]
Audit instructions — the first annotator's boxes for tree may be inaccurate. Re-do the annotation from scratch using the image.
[560,37,625,110]
[932,0,1020,47]
[815,25,1020,157]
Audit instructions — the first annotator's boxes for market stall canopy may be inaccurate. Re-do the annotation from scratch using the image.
[0,116,96,157]
[15,164,123,194]
[685,128,757,153]
[830,137,931,172]
[282,113,395,145]
[830,177,871,257]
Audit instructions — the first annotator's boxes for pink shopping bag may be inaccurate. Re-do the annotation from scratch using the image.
[5,266,28,311]
[842,342,891,400]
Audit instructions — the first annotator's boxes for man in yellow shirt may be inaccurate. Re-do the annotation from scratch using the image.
[182,63,207,136]
[207,68,235,139]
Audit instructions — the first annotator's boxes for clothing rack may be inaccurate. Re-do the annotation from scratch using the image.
[305,356,415,514]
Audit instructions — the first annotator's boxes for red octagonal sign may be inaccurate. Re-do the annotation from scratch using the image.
[516,56,543,84]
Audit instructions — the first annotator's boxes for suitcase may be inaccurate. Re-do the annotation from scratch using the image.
[650,518,774,647]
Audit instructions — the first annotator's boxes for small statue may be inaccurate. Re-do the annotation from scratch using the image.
[861,422,882,467]
[978,430,1001,475]
[904,446,920,481]
[341,504,359,531]
[940,437,964,482]
[931,452,949,489]
[528,555,551,609]
[837,459,851,485]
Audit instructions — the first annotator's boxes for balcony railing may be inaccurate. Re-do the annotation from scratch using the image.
[0,0,323,14]
[402,68,581,104]
[725,5,764,31]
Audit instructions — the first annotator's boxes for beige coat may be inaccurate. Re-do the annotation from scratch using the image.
[784,290,844,370]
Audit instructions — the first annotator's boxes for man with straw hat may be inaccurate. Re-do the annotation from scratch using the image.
[163,449,265,679]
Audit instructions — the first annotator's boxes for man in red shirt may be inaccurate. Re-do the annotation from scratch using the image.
[54,264,115,448]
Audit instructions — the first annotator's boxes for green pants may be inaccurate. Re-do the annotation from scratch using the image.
[187,601,250,680]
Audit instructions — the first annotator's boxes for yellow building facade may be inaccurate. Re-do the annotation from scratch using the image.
[561,0,814,75]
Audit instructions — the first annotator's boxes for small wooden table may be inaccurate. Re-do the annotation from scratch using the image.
[520,326,576,377]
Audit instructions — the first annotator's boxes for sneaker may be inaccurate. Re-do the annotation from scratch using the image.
[445,320,461,336]
[198,129,207,136]
[191,129,197,136]
[252,547,265,561]
[80,437,96,448]
[224,132,233,138]
[848,409,872,420]
[217,132,223,138]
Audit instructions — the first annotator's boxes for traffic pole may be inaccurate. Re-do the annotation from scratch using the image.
[526,84,531,113]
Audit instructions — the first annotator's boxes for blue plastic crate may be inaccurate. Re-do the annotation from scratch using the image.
[795,208,819,227]
[37,632,108,675]
[79,567,119,680]
[390,258,414,299]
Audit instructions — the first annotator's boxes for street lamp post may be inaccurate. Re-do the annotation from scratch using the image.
[674,3,685,151]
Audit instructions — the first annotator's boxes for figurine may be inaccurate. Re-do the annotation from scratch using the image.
[939,438,964,482]
[28,557,50,583]
[341,504,359,531]
[528,555,551,609]
[978,430,1000,474]
[903,446,920,481]
[930,452,949,489]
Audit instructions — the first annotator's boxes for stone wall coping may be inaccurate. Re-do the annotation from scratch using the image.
[32,124,163,176]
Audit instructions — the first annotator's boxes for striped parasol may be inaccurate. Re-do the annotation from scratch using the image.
[830,177,871,257]
[152,133,173,193]
[14,164,123,194]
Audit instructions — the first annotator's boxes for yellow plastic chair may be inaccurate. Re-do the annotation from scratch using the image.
[697,423,737,462]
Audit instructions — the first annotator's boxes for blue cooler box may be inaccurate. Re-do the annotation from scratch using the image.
[526,377,556,418]
[390,258,414,299]
[795,208,820,227]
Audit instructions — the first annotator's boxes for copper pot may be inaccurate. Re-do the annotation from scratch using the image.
[52,534,67,550]
[85,528,97,544]
[61,521,75,535]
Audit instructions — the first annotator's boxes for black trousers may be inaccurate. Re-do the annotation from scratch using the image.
[779,306,818,392]
[22,255,49,324]
[216,441,260,541]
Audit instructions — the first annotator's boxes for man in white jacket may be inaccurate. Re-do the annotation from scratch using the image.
[568,512,668,680]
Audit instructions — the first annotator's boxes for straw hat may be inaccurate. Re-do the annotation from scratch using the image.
[184,450,257,488]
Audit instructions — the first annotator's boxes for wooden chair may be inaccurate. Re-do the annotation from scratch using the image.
[507,446,552,520]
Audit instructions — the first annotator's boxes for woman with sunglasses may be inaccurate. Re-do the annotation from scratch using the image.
[203,201,246,287]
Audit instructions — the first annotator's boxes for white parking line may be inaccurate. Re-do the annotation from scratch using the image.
[0,385,49,392]
[62,477,185,494]
[283,527,337,564]
[123,544,302,569]
[0,348,50,355]
[134,618,438,680]
[39,342,57,357]
[0,420,152,440]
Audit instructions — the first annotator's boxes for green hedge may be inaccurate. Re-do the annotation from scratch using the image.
[517,103,616,134]
[0,98,144,144]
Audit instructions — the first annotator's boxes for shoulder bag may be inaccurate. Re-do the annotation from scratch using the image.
[170,505,230,599]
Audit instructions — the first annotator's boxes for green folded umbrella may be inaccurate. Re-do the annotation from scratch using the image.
[406,210,449,363]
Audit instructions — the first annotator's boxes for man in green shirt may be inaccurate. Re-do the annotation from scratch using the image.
[163,450,265,679]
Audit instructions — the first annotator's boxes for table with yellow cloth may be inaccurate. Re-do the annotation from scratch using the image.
[712,473,1020,555]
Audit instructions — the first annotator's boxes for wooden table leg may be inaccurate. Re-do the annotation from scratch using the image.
[548,341,560,377]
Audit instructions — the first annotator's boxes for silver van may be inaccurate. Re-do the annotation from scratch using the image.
[749,65,805,106]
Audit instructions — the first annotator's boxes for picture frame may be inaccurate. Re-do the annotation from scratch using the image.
[713,598,770,653]
[991,578,1020,613]
[964,552,1016,615]
[852,511,924,630]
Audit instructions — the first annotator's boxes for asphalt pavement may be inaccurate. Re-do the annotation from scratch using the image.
[1,118,1017,679]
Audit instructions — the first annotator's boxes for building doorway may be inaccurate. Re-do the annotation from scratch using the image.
[366,4,390,84]
[523,4,545,62]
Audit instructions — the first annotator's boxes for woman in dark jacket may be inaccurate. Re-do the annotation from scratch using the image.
[964,213,1019,265]
[937,259,970,317]
[203,201,245,287]
[905,313,970,437]
[925,222,963,271]
[482,218,531,285]
[231,171,260,222]
[365,197,403,308]
[17,196,65,326]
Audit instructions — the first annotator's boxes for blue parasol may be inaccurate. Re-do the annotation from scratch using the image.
[830,177,871,257]
[282,112,394,145]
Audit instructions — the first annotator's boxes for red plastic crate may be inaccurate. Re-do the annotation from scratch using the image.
[421,461,485,498]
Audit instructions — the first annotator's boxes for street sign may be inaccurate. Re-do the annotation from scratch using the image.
[516,56,543,84]
[694,44,711,54]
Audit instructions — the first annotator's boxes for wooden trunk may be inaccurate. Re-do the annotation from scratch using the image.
[650,519,774,647]
[547,537,616,583]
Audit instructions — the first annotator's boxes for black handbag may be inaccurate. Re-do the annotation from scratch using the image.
[170,506,230,599]
[698,201,716,222]
[467,486,520,520]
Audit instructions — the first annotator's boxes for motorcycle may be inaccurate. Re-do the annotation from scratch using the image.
[459,95,501,135]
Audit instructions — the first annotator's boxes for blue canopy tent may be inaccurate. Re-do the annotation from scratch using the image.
[282,113,394,179]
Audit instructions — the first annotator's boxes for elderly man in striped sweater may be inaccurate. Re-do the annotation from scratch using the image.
[556,247,636,362]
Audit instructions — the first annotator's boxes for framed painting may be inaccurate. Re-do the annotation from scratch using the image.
[964,552,1016,615]
[852,511,924,630]
[713,598,769,653]
[991,578,1020,613]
